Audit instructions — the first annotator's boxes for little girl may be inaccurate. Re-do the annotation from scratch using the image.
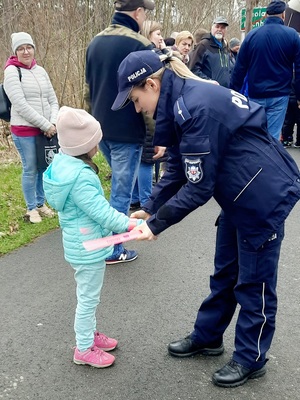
[43,106,141,368]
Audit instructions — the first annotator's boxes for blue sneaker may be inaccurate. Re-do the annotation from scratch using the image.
[105,249,138,265]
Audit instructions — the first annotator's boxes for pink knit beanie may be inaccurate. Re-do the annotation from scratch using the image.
[56,106,103,156]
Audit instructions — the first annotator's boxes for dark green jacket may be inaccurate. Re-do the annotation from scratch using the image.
[188,33,232,88]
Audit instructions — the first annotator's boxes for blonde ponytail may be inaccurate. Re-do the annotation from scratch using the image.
[155,51,216,83]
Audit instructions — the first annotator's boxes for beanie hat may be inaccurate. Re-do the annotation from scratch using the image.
[229,37,240,49]
[11,32,35,54]
[56,106,103,156]
[266,0,286,15]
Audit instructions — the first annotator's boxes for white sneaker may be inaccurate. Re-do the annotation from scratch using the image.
[26,209,42,223]
[37,204,55,217]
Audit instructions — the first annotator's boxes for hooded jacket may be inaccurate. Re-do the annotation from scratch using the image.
[43,153,133,264]
[143,70,300,249]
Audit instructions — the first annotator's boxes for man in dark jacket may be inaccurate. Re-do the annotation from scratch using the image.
[85,0,154,264]
[230,0,300,140]
[188,16,232,87]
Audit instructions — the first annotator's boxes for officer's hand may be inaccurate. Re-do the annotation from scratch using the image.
[130,210,150,220]
[153,146,166,160]
[132,222,157,241]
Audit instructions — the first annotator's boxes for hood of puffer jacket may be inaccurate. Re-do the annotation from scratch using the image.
[43,152,92,211]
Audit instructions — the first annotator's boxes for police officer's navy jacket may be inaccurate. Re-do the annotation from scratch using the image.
[143,69,300,249]
[230,17,300,99]
[85,13,152,144]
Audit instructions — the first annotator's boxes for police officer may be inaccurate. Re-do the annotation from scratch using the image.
[112,50,300,388]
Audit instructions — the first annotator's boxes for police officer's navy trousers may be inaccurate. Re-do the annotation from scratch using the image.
[191,211,284,370]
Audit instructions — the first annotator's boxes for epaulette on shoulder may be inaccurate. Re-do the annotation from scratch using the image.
[174,96,192,126]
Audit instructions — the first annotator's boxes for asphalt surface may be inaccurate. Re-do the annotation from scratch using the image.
[1,148,300,400]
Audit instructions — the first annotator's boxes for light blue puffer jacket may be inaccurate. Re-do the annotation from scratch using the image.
[43,152,133,264]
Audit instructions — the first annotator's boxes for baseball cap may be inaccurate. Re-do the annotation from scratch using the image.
[112,50,163,111]
[114,0,155,11]
[213,16,229,26]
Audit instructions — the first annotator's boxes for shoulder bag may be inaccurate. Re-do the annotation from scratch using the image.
[0,67,22,122]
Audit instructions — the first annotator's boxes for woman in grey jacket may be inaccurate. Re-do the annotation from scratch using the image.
[4,32,59,223]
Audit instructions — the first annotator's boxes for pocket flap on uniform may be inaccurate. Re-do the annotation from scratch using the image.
[180,135,210,156]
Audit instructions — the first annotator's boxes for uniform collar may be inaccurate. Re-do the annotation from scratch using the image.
[153,69,185,147]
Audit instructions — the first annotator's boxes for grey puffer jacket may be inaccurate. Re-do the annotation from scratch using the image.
[4,64,59,132]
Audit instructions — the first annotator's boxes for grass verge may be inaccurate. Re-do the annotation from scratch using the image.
[0,152,111,256]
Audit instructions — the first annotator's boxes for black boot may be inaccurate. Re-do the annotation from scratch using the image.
[212,359,266,388]
[168,334,224,357]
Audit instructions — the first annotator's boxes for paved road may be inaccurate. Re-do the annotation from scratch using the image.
[1,148,300,400]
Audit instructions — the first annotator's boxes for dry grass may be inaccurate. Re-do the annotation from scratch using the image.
[0,124,19,164]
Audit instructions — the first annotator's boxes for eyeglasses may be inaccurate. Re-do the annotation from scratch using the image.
[16,45,34,53]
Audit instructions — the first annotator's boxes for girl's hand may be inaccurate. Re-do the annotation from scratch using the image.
[133,222,157,241]
[130,210,151,220]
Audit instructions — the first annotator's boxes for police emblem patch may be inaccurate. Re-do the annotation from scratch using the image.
[45,148,57,165]
[185,158,203,183]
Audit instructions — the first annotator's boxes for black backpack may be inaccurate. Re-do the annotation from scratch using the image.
[0,67,22,122]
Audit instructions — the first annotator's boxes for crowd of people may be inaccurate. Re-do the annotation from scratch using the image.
[3,0,300,391]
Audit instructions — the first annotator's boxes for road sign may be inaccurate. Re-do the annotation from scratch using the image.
[241,7,267,31]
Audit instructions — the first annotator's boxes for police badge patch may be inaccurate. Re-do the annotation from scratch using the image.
[185,158,203,183]
[45,148,57,165]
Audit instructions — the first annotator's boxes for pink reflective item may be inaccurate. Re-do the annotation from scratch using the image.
[83,230,142,251]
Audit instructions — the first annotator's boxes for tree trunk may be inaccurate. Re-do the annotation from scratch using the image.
[245,0,260,34]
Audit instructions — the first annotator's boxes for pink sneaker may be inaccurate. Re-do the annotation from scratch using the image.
[94,331,118,351]
[73,345,115,368]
